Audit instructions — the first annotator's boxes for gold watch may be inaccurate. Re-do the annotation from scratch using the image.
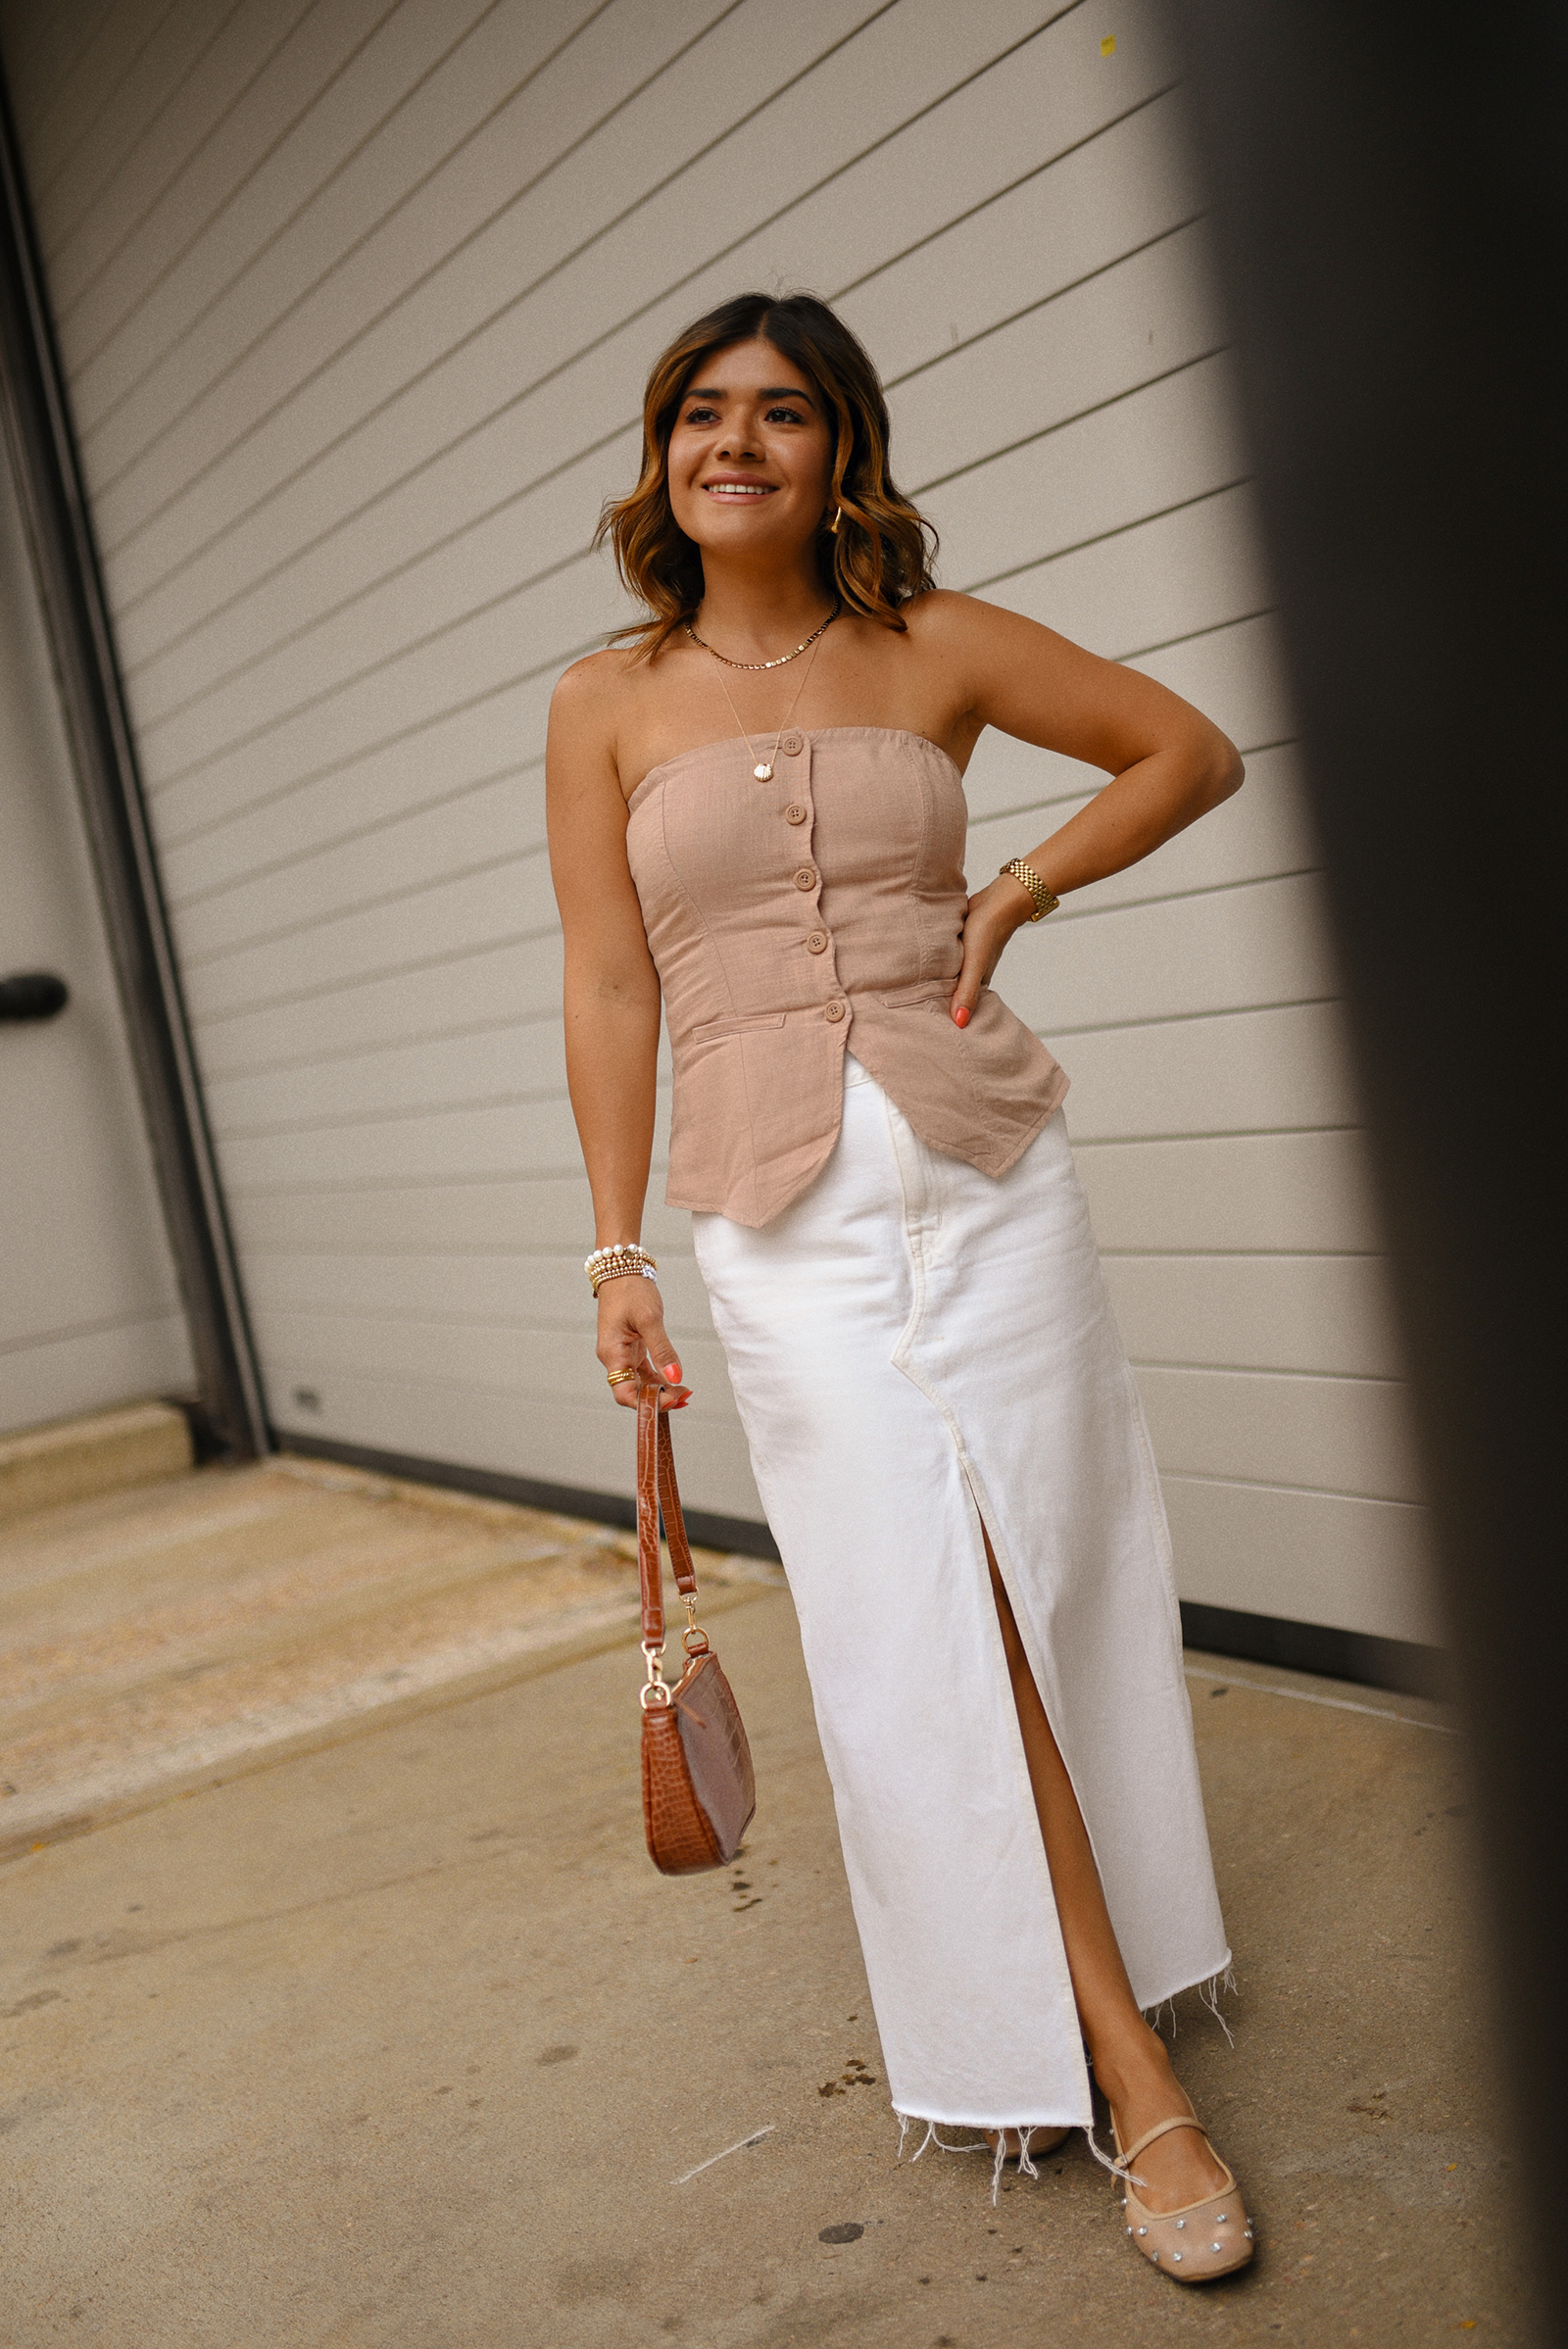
[999,858,1059,922]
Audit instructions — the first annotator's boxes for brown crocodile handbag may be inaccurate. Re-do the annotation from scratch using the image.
[636,1380,756,1874]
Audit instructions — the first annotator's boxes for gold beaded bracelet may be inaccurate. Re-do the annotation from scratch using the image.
[999,858,1060,922]
[586,1243,659,1297]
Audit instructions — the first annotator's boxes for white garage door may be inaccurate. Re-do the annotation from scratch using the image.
[0,0,1436,1646]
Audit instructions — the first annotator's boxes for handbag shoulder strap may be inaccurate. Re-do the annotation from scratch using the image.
[637,1380,697,1648]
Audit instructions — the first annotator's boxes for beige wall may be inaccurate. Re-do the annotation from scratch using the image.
[0,435,193,1432]
[0,0,1437,1642]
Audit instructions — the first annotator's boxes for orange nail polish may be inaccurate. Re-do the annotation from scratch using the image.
[953,1004,970,1029]
[663,1362,681,1381]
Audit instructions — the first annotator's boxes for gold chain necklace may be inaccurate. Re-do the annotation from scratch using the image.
[686,602,839,670]
[698,620,831,781]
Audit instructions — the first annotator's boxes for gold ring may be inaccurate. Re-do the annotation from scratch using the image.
[606,1367,637,1388]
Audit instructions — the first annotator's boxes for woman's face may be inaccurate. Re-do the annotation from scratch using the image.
[665,337,835,569]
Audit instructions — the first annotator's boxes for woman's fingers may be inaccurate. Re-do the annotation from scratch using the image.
[949,899,995,1027]
[598,1280,692,1408]
[951,879,1030,1026]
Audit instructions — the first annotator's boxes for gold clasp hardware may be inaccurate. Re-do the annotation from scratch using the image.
[682,1595,710,1656]
[640,1637,672,1710]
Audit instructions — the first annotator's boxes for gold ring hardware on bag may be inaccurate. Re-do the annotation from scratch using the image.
[634,1381,756,1871]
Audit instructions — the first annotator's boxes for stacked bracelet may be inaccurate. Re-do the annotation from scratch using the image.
[586,1243,658,1297]
[999,857,1060,922]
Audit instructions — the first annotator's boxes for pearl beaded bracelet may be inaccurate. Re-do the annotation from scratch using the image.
[586,1243,659,1297]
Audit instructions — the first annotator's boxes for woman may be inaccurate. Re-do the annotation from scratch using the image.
[547,292,1252,2283]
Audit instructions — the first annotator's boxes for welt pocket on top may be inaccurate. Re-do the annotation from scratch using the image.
[691,1011,789,1043]
[877,980,957,1009]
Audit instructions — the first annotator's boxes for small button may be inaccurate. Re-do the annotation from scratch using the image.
[793,866,817,890]
[784,803,808,824]
[779,730,804,757]
[806,931,828,954]
[824,999,846,1023]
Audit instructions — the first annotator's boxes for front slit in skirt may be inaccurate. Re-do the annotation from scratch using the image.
[691,1054,1230,2133]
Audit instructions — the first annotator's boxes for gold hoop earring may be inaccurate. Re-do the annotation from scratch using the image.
[828,506,842,537]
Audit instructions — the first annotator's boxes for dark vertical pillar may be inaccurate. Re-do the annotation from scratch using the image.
[0,70,268,1458]
[1165,3,1565,2329]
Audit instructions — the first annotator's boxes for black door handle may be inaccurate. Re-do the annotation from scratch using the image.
[0,971,70,1020]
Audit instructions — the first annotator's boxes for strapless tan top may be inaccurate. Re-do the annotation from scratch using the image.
[624,727,1068,1227]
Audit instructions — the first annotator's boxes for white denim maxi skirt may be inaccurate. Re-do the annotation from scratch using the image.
[692,1056,1230,2136]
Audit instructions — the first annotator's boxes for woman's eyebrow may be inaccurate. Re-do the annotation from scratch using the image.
[681,383,817,405]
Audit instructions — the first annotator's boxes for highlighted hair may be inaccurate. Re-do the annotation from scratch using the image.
[596,291,938,658]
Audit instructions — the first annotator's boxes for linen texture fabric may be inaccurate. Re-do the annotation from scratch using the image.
[625,728,1068,1226]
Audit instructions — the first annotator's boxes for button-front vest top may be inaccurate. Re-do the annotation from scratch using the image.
[624,726,1069,1228]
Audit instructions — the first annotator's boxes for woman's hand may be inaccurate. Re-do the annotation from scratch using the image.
[597,1275,692,1409]
[949,873,1036,1027]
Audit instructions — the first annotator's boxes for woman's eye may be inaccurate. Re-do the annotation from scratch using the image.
[764,405,805,424]
[684,405,718,424]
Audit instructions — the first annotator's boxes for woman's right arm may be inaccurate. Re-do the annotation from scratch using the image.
[546,659,690,1411]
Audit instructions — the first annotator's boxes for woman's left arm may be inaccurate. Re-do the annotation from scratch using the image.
[928,594,1245,1024]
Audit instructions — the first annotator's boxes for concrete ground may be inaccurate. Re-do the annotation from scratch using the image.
[1,1461,1530,2346]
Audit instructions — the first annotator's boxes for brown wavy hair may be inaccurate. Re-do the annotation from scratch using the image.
[596,291,937,658]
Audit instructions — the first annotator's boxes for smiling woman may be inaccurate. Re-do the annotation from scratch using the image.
[545,291,1252,2285]
[595,291,936,656]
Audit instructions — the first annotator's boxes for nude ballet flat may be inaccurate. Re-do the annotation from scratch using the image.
[1114,2115,1254,2281]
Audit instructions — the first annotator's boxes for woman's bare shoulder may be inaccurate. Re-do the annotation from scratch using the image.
[900,587,1034,648]
[550,644,643,724]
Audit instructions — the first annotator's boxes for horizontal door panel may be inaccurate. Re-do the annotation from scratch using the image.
[1162,1475,1440,1647]
[174,778,552,961]
[53,0,409,337]
[842,77,1196,384]
[1075,1127,1385,1253]
[1003,869,1336,1036]
[978,482,1272,663]
[1105,1251,1404,1379]
[180,857,557,1024]
[146,546,617,840]
[207,1016,565,1137]
[194,932,564,1079]
[220,1093,585,1192]
[230,1175,693,1262]
[160,675,553,899]
[893,223,1224,496]
[1137,1363,1423,1503]
[926,354,1247,591]
[129,421,637,745]
[245,1248,712,1337]
[1057,1000,1365,1141]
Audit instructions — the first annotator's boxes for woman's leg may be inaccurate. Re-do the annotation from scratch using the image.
[986,1540,1229,2213]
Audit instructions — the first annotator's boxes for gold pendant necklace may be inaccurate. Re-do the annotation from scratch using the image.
[694,605,837,780]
